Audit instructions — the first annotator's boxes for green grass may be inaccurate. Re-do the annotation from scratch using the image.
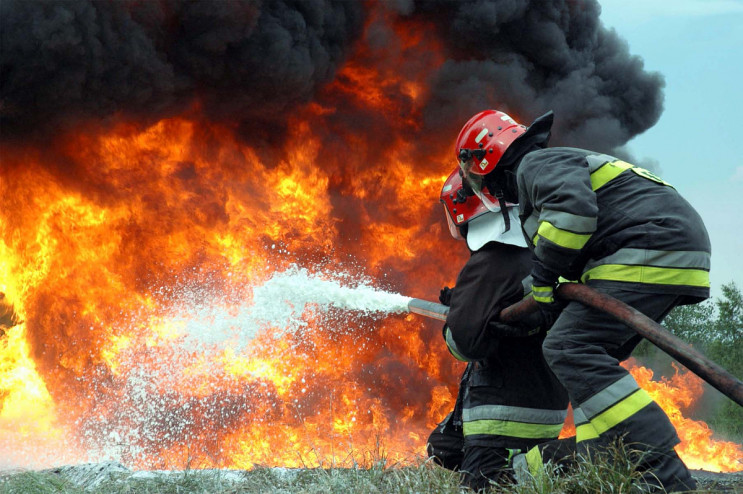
[1,445,740,494]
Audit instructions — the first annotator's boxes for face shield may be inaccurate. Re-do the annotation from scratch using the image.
[443,204,464,240]
[458,150,502,213]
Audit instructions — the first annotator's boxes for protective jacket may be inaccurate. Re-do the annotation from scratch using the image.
[444,241,569,450]
[517,147,711,300]
[514,146,707,491]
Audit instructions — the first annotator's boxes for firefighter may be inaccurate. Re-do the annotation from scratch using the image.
[426,168,570,491]
[454,109,710,492]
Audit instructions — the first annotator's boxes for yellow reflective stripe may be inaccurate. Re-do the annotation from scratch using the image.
[463,420,564,439]
[465,404,568,424]
[525,446,545,478]
[631,167,672,187]
[537,221,592,250]
[590,160,633,191]
[581,264,710,288]
[447,347,468,362]
[584,248,710,272]
[523,214,539,245]
[444,327,469,362]
[590,160,673,191]
[590,389,653,435]
[576,423,600,443]
[532,286,554,304]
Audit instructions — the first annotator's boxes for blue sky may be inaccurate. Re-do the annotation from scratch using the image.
[598,0,743,298]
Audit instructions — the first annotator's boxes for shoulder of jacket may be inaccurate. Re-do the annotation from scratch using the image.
[523,146,587,159]
[520,147,593,170]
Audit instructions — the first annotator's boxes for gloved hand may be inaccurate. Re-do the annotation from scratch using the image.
[439,286,454,306]
[488,320,541,338]
[485,303,541,339]
[531,258,563,330]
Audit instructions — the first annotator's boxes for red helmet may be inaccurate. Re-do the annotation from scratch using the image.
[455,110,526,212]
[440,168,494,240]
[455,110,527,176]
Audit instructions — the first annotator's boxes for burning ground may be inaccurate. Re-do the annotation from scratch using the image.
[1,0,741,473]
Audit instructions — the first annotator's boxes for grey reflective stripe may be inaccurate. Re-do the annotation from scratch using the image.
[444,327,469,361]
[573,407,589,425]
[523,212,539,243]
[522,275,534,298]
[578,374,640,419]
[584,248,711,271]
[586,153,617,172]
[463,405,568,425]
[540,208,597,234]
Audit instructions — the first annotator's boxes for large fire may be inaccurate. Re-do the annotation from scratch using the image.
[1,2,740,475]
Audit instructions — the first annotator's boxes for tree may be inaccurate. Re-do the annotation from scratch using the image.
[633,283,743,442]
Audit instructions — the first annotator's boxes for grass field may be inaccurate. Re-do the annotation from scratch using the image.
[2,447,742,494]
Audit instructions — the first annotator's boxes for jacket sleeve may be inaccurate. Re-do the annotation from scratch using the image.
[444,243,532,360]
[517,148,598,273]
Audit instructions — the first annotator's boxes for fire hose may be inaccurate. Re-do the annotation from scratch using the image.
[407,283,743,407]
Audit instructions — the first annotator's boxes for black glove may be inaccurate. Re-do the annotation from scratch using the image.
[530,258,563,330]
[439,286,454,306]
[484,303,541,339]
[488,320,541,338]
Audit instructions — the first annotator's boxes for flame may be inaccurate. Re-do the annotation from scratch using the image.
[1,4,740,474]
[625,359,743,472]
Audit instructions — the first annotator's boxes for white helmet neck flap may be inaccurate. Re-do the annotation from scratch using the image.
[466,207,527,251]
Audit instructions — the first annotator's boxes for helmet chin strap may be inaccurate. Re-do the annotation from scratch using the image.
[485,170,516,233]
[502,170,519,202]
[494,188,511,232]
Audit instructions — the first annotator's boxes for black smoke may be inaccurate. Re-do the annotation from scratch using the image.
[0,0,366,144]
[1,0,663,154]
[409,0,665,152]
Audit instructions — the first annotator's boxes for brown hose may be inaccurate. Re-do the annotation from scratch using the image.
[499,283,743,407]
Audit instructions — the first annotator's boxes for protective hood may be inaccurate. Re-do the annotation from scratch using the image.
[466,207,527,251]
[497,111,554,169]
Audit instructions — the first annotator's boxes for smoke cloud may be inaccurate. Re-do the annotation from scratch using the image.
[0,0,366,143]
[411,0,665,152]
[1,0,663,153]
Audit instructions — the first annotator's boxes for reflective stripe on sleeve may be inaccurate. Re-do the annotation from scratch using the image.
[523,213,539,246]
[537,221,593,250]
[521,275,534,299]
[539,209,597,235]
[532,285,555,304]
[444,327,469,362]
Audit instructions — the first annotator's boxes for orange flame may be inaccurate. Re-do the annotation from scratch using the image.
[625,359,743,472]
[1,4,740,474]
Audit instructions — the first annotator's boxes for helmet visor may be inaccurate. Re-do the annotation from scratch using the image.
[458,157,502,213]
[443,204,464,240]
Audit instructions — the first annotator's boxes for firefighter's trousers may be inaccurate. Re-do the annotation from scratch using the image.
[541,287,696,492]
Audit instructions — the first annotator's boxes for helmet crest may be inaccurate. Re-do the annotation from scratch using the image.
[455,110,526,176]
